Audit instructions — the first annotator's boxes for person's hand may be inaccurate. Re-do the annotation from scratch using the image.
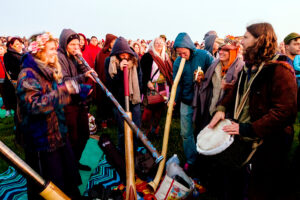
[65,80,80,94]
[194,70,204,84]
[221,79,235,90]
[85,69,97,83]
[88,89,93,96]
[208,111,225,128]
[147,81,155,90]
[167,101,176,107]
[222,121,239,135]
[120,59,128,71]
[74,50,83,64]
[74,49,82,57]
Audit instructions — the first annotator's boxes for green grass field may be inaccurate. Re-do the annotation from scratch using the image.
[0,107,299,173]
[0,106,299,200]
[0,105,185,173]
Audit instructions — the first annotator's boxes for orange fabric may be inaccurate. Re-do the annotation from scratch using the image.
[221,49,238,77]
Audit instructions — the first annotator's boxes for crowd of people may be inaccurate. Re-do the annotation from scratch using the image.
[0,22,300,200]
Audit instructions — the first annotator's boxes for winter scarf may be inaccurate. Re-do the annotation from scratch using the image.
[149,50,173,86]
[108,56,141,104]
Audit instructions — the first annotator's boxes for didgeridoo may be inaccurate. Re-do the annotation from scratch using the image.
[76,54,163,163]
[123,65,137,200]
[0,140,70,200]
[148,58,186,191]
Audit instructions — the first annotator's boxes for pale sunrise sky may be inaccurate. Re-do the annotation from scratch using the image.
[1,0,299,42]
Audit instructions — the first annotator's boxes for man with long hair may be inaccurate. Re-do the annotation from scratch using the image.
[209,23,297,199]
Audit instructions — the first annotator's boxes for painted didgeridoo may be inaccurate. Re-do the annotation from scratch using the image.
[76,54,163,164]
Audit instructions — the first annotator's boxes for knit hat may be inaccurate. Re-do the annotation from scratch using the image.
[66,34,80,45]
[284,32,300,45]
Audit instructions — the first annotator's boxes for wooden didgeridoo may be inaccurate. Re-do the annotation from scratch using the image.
[0,140,70,200]
[123,65,137,200]
[148,58,186,191]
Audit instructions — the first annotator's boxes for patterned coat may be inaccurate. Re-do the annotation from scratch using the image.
[17,53,71,152]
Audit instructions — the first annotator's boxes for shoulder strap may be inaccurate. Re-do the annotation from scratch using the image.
[150,68,159,82]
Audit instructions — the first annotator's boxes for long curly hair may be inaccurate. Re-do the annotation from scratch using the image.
[33,38,63,83]
[244,23,278,65]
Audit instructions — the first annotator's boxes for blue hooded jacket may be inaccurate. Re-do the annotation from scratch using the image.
[293,55,300,87]
[173,32,213,104]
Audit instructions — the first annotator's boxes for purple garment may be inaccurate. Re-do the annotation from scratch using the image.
[192,57,244,131]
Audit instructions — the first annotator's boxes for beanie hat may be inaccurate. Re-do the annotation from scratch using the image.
[67,34,80,45]
[284,32,300,45]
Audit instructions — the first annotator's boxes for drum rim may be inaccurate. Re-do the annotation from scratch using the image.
[196,119,234,156]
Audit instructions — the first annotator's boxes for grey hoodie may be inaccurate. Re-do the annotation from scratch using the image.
[58,28,88,83]
[204,35,217,56]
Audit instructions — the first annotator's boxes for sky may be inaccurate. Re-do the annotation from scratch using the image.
[1,0,299,42]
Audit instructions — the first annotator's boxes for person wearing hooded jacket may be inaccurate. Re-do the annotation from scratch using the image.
[173,32,213,173]
[78,33,98,100]
[104,36,142,153]
[204,35,220,59]
[57,28,96,171]
[193,38,244,133]
[95,33,117,129]
[79,33,94,69]
[192,39,244,197]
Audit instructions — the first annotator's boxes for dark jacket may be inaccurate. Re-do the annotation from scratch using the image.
[220,56,296,182]
[4,47,23,80]
[104,37,142,107]
[219,57,297,139]
[95,34,117,84]
[2,47,23,110]
[58,29,88,84]
[141,53,154,94]
[173,32,214,105]
[219,55,297,198]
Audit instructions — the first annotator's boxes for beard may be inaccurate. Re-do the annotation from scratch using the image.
[243,47,257,64]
